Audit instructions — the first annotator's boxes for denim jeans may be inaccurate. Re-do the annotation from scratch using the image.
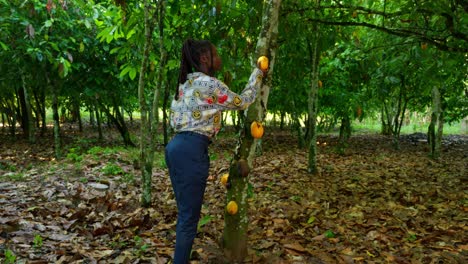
[165,131,210,264]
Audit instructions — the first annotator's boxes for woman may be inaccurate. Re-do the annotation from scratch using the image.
[165,39,267,264]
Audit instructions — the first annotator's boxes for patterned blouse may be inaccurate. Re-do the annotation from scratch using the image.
[170,68,264,138]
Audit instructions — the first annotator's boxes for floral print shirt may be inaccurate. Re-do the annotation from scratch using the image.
[170,68,263,138]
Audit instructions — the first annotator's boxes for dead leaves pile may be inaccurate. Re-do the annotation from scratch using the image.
[0,131,467,263]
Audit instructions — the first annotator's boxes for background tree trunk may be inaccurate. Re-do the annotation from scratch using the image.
[94,100,103,141]
[222,0,281,262]
[52,85,61,159]
[21,73,35,143]
[138,0,157,208]
[307,1,321,174]
[429,85,443,159]
[339,115,351,147]
[151,0,166,148]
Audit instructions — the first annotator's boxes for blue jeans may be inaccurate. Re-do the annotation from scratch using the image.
[165,132,210,264]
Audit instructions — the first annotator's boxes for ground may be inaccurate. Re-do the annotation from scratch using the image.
[0,126,467,263]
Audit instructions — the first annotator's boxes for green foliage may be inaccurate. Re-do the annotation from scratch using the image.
[33,234,43,249]
[3,249,16,264]
[119,173,135,184]
[0,162,17,172]
[153,152,167,169]
[67,147,83,162]
[87,146,106,156]
[247,182,255,199]
[87,146,126,159]
[197,214,214,231]
[324,230,336,238]
[79,177,88,183]
[406,232,417,242]
[133,235,148,256]
[3,172,25,182]
[102,163,124,176]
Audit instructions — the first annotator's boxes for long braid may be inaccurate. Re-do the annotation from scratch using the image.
[175,39,214,100]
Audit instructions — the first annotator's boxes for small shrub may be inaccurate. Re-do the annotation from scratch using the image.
[0,162,17,172]
[66,152,83,162]
[67,147,83,162]
[4,172,25,181]
[79,177,88,183]
[120,173,135,184]
[133,236,148,256]
[153,153,167,169]
[87,146,105,156]
[3,249,16,264]
[33,234,43,249]
[102,163,124,176]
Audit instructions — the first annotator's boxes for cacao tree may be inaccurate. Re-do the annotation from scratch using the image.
[222,0,282,261]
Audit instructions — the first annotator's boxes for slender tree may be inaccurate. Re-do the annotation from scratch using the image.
[138,0,158,207]
[222,0,281,261]
[306,0,321,174]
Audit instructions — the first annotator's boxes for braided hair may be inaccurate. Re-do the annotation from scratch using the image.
[175,39,214,100]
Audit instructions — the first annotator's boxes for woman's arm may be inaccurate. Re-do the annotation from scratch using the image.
[214,68,264,110]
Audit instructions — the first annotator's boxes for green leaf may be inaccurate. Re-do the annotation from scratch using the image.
[197,215,213,229]
[96,27,110,42]
[167,59,179,70]
[307,216,316,224]
[84,19,91,29]
[95,20,104,27]
[119,65,132,78]
[0,41,9,51]
[126,29,136,39]
[106,33,113,43]
[110,47,121,55]
[129,68,137,80]
[247,182,254,198]
[324,230,335,238]
[45,20,53,27]
[50,42,60,52]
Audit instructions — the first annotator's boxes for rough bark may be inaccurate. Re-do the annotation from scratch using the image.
[21,73,35,143]
[222,0,281,262]
[98,100,134,146]
[307,0,321,175]
[32,87,47,135]
[151,0,166,147]
[139,0,164,207]
[428,86,443,159]
[94,100,103,141]
[52,85,61,159]
[339,115,351,147]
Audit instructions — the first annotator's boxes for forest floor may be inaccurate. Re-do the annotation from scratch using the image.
[0,125,467,264]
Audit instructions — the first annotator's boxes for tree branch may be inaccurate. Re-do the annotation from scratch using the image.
[304,18,468,53]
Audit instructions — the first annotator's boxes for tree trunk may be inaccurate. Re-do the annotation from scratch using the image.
[429,86,443,159]
[95,100,103,141]
[89,105,95,126]
[291,100,304,148]
[222,0,281,262]
[21,73,35,143]
[279,110,285,129]
[338,115,351,147]
[98,100,134,146]
[33,87,47,135]
[139,0,161,207]
[74,99,83,132]
[381,104,392,135]
[6,99,17,138]
[162,79,170,146]
[52,85,61,159]
[307,1,321,174]
[152,0,167,147]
